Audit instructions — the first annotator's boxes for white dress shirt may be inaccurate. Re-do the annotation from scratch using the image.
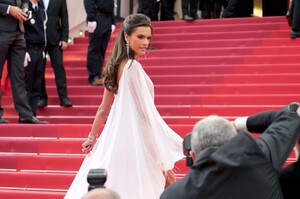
[43,0,49,10]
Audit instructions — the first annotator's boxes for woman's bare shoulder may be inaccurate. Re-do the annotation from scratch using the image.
[117,59,128,82]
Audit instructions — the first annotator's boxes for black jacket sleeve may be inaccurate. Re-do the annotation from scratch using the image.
[247,110,300,170]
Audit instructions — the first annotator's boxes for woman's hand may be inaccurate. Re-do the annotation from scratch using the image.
[82,133,96,154]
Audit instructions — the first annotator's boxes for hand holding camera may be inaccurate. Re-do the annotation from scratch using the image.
[183,133,193,167]
[9,5,27,22]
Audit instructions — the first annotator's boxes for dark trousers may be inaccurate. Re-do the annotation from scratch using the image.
[137,0,158,21]
[40,43,68,101]
[201,0,223,18]
[263,0,288,16]
[182,0,199,18]
[25,47,45,116]
[0,31,33,118]
[222,0,253,18]
[161,0,176,20]
[292,0,300,31]
[86,15,112,84]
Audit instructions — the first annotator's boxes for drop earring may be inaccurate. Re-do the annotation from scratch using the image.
[126,42,130,58]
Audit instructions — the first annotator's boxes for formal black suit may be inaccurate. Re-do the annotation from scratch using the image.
[160,110,300,199]
[84,0,115,85]
[40,0,70,103]
[0,0,34,119]
[24,1,47,116]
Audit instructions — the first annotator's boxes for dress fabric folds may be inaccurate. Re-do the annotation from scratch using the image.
[64,59,184,199]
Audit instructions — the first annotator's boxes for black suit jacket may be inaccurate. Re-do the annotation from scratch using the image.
[41,0,69,45]
[0,0,26,32]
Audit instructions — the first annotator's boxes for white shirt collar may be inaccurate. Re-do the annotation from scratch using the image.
[43,0,49,10]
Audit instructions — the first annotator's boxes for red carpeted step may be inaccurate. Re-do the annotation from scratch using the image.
[3,95,299,106]
[63,46,300,62]
[0,124,191,139]
[56,53,300,68]
[14,84,300,97]
[0,116,201,125]
[150,16,286,27]
[42,73,300,85]
[143,46,300,57]
[0,138,83,154]
[0,154,192,175]
[77,36,300,51]
[50,63,300,77]
[74,29,288,45]
[0,149,295,173]
[65,43,87,51]
[0,124,91,138]
[151,38,300,49]
[0,154,83,171]
[0,172,74,189]
[139,55,300,66]
[3,105,283,118]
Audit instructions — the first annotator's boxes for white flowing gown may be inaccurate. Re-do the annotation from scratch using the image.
[64,59,184,199]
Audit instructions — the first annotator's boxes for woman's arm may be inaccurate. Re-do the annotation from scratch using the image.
[82,88,115,153]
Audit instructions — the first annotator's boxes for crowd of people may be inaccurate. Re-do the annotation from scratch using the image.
[0,0,47,124]
[0,0,74,124]
[137,0,253,21]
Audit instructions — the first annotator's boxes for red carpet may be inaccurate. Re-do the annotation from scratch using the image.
[0,16,299,198]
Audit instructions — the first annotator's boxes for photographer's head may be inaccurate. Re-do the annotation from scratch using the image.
[82,188,121,199]
[190,116,237,160]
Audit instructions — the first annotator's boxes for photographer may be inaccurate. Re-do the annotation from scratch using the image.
[82,169,121,199]
[83,0,115,86]
[82,188,120,199]
[160,103,300,199]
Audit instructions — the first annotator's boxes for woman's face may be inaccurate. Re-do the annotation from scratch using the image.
[125,26,152,60]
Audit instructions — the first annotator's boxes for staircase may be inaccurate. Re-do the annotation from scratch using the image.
[0,16,300,199]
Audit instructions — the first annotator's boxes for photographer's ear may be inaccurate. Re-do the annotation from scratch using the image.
[190,151,196,162]
[294,138,300,159]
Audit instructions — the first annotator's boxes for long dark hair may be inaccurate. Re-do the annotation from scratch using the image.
[102,14,153,94]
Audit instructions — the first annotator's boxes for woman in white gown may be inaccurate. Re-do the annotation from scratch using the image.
[64,14,184,199]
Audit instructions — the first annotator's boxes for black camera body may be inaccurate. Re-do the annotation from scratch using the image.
[87,168,107,191]
[183,133,193,167]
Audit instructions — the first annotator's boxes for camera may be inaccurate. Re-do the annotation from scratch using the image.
[183,133,193,167]
[21,3,32,19]
[87,168,107,191]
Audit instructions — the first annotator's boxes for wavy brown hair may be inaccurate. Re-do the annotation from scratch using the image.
[102,14,153,94]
